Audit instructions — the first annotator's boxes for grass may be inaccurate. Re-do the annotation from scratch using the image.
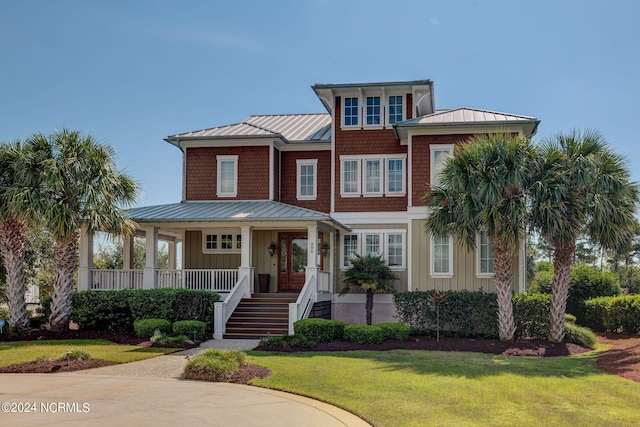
[248,347,640,427]
[0,340,180,366]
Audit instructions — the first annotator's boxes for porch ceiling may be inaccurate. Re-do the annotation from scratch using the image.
[124,200,351,231]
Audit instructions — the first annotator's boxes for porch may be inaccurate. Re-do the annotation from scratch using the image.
[79,200,349,339]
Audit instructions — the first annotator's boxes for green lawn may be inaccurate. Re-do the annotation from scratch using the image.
[248,348,640,427]
[0,340,180,366]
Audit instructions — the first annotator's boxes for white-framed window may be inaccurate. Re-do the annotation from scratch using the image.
[217,155,238,197]
[341,230,406,270]
[430,234,453,277]
[364,159,382,195]
[476,232,495,277]
[430,145,454,187]
[388,95,404,124]
[203,230,242,254]
[340,155,406,197]
[386,158,405,195]
[341,158,361,196]
[296,159,317,200]
[366,96,381,126]
[343,97,359,127]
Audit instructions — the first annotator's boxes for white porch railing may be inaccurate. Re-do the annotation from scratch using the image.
[288,270,318,335]
[91,270,144,290]
[157,269,238,292]
[318,270,331,293]
[213,272,251,340]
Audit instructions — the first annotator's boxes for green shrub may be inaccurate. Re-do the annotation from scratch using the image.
[151,334,189,344]
[172,320,207,340]
[585,295,640,333]
[134,318,172,338]
[58,349,91,361]
[294,318,345,343]
[376,323,410,341]
[183,349,246,382]
[564,313,577,325]
[71,289,220,333]
[0,307,8,321]
[513,293,550,339]
[527,270,554,294]
[344,324,384,344]
[394,291,499,338]
[259,334,316,348]
[563,323,597,349]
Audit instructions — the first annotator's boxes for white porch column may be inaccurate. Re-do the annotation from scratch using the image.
[238,225,253,297]
[168,240,177,270]
[123,235,134,270]
[306,224,319,286]
[78,225,93,291]
[143,226,158,289]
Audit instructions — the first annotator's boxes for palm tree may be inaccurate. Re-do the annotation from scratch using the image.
[22,129,139,330]
[425,133,534,341]
[530,129,638,342]
[0,142,32,329]
[341,253,398,325]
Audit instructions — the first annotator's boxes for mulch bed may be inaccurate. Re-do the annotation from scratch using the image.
[596,333,640,382]
[0,358,117,374]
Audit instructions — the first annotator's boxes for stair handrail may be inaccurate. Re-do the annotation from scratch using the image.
[288,270,317,334]
[213,272,250,340]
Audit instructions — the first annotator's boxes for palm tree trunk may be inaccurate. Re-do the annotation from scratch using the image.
[549,240,576,342]
[365,289,374,325]
[0,218,30,329]
[49,234,79,331]
[491,239,515,341]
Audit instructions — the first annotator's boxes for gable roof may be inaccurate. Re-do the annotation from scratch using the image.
[395,107,540,137]
[165,113,331,146]
[125,200,350,231]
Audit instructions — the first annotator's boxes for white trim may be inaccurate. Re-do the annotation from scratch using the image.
[387,94,405,125]
[202,229,242,254]
[475,232,495,278]
[339,154,407,198]
[430,234,453,278]
[216,155,238,198]
[331,211,408,223]
[363,158,383,196]
[269,144,274,201]
[340,229,407,271]
[296,158,318,201]
[278,143,331,152]
[340,158,361,197]
[385,157,406,196]
[364,95,382,128]
[407,134,413,207]
[429,144,454,187]
[341,95,361,129]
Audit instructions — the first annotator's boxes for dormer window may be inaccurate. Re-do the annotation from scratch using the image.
[388,95,403,124]
[366,96,381,126]
[343,97,359,126]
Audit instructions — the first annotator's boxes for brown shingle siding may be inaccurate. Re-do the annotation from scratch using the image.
[280,150,331,213]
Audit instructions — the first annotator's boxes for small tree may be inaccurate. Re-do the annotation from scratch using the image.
[340,253,398,325]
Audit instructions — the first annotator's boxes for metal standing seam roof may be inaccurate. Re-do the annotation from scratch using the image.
[397,107,539,126]
[166,113,331,143]
[124,200,351,231]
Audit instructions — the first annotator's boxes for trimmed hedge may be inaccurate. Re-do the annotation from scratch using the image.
[344,324,385,344]
[377,323,410,341]
[513,293,550,339]
[259,334,316,348]
[294,318,346,343]
[173,320,207,340]
[563,323,597,349]
[394,291,499,338]
[71,289,220,333]
[134,318,172,338]
[585,295,640,333]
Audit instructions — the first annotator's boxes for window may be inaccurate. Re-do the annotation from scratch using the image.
[388,95,403,124]
[364,234,382,256]
[343,234,359,267]
[364,159,382,195]
[296,159,317,200]
[340,155,406,197]
[430,145,453,187]
[366,96,381,126]
[342,159,360,196]
[341,230,406,269]
[386,158,405,194]
[477,232,495,276]
[387,234,403,267]
[203,230,242,253]
[217,155,238,197]
[431,234,453,277]
[343,97,359,126]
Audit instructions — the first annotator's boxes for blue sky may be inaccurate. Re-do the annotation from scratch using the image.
[2,0,639,207]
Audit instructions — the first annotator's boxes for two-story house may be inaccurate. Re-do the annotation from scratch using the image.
[77,79,539,339]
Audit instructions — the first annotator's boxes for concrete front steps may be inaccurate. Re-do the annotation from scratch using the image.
[223,292,299,340]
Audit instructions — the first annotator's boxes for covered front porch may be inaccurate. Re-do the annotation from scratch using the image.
[78,201,349,338]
